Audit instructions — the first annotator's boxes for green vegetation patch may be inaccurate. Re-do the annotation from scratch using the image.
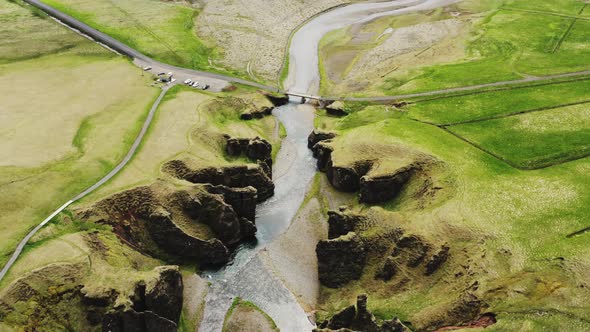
[407,78,590,124]
[447,103,590,169]
[222,297,278,332]
[503,0,588,16]
[40,0,248,79]
[0,0,107,62]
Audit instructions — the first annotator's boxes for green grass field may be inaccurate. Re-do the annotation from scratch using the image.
[447,103,590,169]
[407,78,590,125]
[0,0,159,267]
[39,0,250,80]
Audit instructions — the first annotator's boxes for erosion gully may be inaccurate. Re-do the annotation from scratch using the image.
[198,1,456,331]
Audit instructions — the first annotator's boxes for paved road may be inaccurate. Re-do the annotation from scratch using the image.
[22,0,590,102]
[0,87,169,282]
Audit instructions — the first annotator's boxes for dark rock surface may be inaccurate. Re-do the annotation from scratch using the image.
[425,244,450,276]
[163,160,274,202]
[206,185,257,221]
[393,235,431,268]
[262,91,289,106]
[325,101,348,117]
[327,209,366,239]
[315,294,409,332]
[359,165,416,204]
[225,136,273,171]
[240,106,273,120]
[312,142,334,172]
[79,182,264,265]
[101,266,183,332]
[308,129,336,149]
[375,256,398,281]
[317,232,367,288]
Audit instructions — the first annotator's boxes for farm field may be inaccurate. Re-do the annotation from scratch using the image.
[0,0,158,268]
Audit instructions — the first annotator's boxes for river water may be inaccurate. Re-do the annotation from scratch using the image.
[198,1,456,331]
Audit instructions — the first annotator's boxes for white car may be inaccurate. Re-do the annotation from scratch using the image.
[143,66,152,71]
[184,79,192,84]
[192,82,200,87]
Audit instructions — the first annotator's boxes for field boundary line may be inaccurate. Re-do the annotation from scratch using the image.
[410,118,590,171]
[428,99,590,126]
[501,7,590,21]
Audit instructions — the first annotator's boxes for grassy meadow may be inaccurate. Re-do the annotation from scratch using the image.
[0,0,158,267]
[39,0,250,80]
[313,100,590,329]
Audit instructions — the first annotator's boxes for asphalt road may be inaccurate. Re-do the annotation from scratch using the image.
[0,87,169,282]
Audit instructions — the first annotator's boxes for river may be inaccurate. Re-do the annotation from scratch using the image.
[198,1,456,331]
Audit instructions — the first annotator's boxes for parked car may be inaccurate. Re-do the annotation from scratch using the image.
[201,84,210,90]
[192,82,200,87]
[184,79,192,84]
[143,66,152,71]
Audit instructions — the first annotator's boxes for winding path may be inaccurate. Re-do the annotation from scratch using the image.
[0,87,169,282]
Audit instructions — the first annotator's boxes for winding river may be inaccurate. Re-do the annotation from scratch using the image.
[198,1,456,331]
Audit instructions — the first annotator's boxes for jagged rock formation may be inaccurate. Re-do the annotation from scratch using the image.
[261,91,289,106]
[324,101,348,117]
[317,232,367,288]
[315,294,410,332]
[163,160,274,202]
[0,262,184,332]
[78,182,258,265]
[317,209,450,287]
[376,236,449,281]
[100,267,183,332]
[307,130,436,204]
[240,105,273,120]
[225,135,273,171]
[308,129,336,149]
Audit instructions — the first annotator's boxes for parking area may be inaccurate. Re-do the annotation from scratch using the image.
[133,58,230,92]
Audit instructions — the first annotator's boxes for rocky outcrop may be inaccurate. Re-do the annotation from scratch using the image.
[375,256,398,281]
[307,131,435,204]
[325,101,348,117]
[316,294,409,332]
[79,182,260,265]
[240,105,273,120]
[205,185,257,222]
[101,266,183,332]
[376,237,449,280]
[425,245,450,276]
[262,91,289,106]
[327,209,366,239]
[308,129,336,149]
[163,160,274,202]
[316,232,367,288]
[225,136,273,171]
[144,207,230,264]
[393,235,431,268]
[359,165,417,204]
[326,160,373,192]
[0,263,184,332]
